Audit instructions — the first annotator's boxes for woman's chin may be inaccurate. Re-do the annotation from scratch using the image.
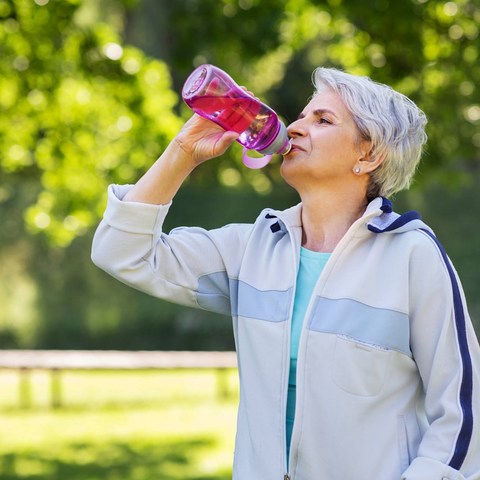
[280,158,301,187]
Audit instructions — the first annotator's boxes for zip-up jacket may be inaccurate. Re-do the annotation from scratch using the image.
[92,184,480,480]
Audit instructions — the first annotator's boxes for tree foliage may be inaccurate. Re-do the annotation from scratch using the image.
[1,0,479,246]
[0,0,181,246]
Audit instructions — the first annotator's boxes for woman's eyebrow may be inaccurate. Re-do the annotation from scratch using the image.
[297,108,338,120]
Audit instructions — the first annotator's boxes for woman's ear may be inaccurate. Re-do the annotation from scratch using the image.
[358,145,386,174]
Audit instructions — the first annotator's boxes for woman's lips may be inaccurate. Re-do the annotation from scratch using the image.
[288,144,306,153]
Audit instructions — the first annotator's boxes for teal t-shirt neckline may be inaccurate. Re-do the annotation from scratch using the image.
[290,248,331,361]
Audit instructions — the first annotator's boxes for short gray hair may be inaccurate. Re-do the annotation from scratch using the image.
[312,67,428,199]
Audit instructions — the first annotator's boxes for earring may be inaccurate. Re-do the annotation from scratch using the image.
[354,166,361,174]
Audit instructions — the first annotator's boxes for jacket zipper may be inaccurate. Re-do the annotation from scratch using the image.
[277,204,381,480]
[279,218,357,480]
[283,221,301,480]
[286,250,331,480]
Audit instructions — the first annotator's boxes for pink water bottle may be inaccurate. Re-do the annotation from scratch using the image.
[182,64,291,169]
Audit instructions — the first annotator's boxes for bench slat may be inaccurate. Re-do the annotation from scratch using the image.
[0,350,237,370]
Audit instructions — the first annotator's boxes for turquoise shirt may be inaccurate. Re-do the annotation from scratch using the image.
[286,247,331,462]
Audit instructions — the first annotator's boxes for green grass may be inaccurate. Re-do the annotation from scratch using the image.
[0,369,239,480]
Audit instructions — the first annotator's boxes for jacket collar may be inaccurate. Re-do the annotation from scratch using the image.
[265,197,431,235]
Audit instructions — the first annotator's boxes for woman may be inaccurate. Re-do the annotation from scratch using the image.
[92,68,480,480]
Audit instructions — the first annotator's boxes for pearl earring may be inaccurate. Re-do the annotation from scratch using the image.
[354,167,361,174]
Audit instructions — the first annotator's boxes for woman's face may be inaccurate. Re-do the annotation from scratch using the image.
[280,88,370,193]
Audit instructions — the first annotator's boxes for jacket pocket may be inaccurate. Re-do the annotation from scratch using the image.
[332,335,391,396]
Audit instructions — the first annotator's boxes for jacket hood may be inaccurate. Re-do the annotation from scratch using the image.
[367,197,432,234]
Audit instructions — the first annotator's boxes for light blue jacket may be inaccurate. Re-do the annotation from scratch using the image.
[92,185,480,480]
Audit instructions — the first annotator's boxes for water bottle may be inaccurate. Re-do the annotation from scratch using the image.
[182,64,291,169]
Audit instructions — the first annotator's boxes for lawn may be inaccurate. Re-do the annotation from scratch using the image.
[0,369,239,480]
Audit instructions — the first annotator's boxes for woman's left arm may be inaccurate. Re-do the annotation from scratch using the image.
[402,231,480,480]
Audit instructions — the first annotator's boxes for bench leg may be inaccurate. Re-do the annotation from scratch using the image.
[51,369,62,409]
[216,368,230,399]
[19,368,31,409]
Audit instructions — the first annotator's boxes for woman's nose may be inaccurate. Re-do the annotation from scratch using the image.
[287,118,306,137]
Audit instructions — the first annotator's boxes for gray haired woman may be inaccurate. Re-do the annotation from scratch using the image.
[92,67,480,480]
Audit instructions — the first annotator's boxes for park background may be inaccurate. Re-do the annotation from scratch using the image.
[0,0,479,478]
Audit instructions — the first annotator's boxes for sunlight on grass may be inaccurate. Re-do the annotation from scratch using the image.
[0,369,239,480]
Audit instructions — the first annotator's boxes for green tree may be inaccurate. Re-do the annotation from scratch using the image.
[0,0,182,247]
[2,0,479,246]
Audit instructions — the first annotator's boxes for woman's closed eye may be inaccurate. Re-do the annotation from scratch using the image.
[317,117,332,125]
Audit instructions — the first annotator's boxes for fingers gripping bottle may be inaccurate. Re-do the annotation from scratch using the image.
[182,64,291,169]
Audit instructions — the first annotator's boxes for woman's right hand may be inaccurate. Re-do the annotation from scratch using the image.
[173,114,239,166]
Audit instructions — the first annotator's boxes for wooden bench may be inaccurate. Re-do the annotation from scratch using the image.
[0,350,237,409]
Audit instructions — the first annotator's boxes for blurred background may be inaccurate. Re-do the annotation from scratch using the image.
[0,0,479,478]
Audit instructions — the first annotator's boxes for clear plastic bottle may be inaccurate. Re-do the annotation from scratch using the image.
[182,64,291,168]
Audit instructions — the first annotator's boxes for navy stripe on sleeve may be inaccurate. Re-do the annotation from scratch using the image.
[420,229,474,469]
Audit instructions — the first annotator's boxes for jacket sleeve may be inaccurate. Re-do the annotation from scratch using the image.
[91,184,252,315]
[401,230,480,480]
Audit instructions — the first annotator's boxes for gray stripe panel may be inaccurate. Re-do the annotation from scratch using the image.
[235,280,292,322]
[196,272,292,321]
[308,297,411,356]
[196,271,231,315]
